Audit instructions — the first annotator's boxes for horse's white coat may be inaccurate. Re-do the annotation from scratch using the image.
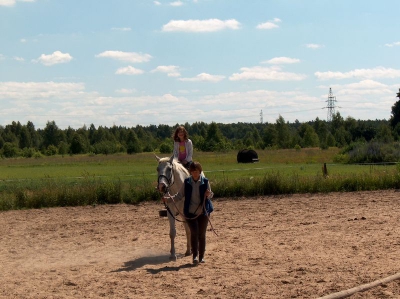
[156,155,191,260]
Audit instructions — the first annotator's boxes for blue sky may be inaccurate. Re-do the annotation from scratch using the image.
[1,0,399,129]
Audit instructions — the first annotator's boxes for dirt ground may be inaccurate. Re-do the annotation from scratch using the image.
[1,190,400,299]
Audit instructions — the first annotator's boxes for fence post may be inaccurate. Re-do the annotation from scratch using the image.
[322,163,328,178]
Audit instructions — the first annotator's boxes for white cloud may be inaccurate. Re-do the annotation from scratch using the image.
[0,54,5,60]
[170,1,183,6]
[154,1,161,5]
[0,0,15,6]
[179,73,225,82]
[320,80,392,96]
[263,57,300,64]
[111,27,131,31]
[116,88,137,94]
[306,43,324,49]
[384,41,400,47]
[201,90,317,107]
[0,0,35,6]
[19,37,38,43]
[256,18,281,30]
[0,80,391,128]
[115,66,144,75]
[315,67,400,80]
[336,80,393,96]
[229,66,307,81]
[317,81,395,119]
[177,89,199,94]
[162,19,241,32]
[33,51,73,66]
[13,56,24,62]
[256,22,278,29]
[95,51,152,63]
[151,65,181,77]
[0,81,85,99]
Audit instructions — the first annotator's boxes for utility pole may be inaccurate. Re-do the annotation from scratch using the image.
[260,109,263,124]
[326,88,337,122]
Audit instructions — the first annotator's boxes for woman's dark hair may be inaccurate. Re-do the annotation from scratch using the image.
[189,161,202,173]
[172,125,188,141]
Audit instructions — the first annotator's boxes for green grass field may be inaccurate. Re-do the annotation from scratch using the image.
[1,148,399,211]
[0,147,395,182]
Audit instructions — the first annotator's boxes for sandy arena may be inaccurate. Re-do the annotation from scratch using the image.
[1,190,400,298]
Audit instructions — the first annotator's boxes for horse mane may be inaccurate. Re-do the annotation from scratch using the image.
[174,160,190,176]
[159,157,189,176]
[158,156,170,163]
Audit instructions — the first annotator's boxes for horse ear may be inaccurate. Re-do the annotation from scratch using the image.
[155,154,161,162]
[169,155,174,164]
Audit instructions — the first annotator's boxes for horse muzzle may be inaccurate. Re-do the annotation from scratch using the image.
[157,182,168,193]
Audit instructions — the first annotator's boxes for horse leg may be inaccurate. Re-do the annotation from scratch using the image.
[183,221,191,256]
[167,213,177,261]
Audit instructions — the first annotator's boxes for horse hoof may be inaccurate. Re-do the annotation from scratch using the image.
[184,252,191,257]
[169,255,177,261]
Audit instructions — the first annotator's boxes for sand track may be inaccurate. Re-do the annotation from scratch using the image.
[1,190,400,298]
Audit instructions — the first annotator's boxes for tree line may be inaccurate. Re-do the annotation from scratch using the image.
[1,110,400,159]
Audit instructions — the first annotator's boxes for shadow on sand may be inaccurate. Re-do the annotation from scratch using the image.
[112,253,193,273]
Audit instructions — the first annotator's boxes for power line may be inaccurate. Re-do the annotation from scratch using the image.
[325,87,337,122]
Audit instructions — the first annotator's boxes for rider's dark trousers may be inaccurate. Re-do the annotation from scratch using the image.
[187,214,208,259]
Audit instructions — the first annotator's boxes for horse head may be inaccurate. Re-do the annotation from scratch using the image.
[155,155,175,194]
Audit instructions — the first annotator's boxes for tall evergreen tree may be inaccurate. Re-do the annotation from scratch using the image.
[19,126,32,149]
[275,115,291,149]
[389,97,400,128]
[69,133,86,154]
[43,121,62,148]
[126,129,142,154]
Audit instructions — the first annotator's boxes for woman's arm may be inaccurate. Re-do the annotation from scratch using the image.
[173,141,179,159]
[206,181,214,199]
[185,139,193,162]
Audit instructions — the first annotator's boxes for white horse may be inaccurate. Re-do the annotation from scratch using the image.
[155,155,191,261]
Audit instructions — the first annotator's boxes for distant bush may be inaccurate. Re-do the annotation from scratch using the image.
[21,147,37,158]
[2,142,18,158]
[333,153,350,163]
[345,141,400,163]
[33,152,43,159]
[159,143,172,154]
[46,145,58,156]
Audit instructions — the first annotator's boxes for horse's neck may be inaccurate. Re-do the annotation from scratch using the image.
[170,163,189,195]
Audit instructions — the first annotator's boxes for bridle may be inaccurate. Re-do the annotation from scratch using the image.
[157,160,184,222]
[157,160,175,193]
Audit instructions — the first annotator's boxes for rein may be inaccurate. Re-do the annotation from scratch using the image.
[163,191,218,237]
[162,193,186,223]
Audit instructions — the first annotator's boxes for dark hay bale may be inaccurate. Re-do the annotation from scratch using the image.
[237,149,259,163]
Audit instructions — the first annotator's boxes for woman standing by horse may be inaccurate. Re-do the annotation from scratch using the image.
[172,126,193,169]
[162,161,213,265]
